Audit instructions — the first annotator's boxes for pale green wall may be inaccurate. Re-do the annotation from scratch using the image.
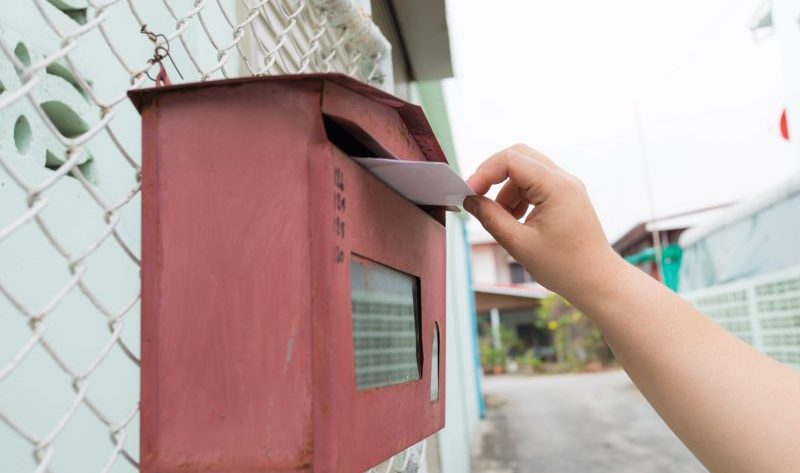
[0,2,239,471]
[413,80,483,473]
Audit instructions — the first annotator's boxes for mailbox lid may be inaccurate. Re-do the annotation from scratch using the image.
[128,73,449,166]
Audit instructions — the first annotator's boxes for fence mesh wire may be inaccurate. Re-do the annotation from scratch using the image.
[0,1,424,472]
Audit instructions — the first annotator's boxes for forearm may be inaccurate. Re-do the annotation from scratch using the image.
[568,252,800,473]
[464,145,800,472]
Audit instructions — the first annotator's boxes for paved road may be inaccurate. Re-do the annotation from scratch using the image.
[472,370,707,473]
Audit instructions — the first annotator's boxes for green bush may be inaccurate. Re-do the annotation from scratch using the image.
[478,325,524,372]
[515,351,543,373]
[535,295,613,370]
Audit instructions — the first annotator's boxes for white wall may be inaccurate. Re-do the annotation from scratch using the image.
[470,245,498,284]
[470,242,516,285]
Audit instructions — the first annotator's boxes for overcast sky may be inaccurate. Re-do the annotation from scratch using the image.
[444,0,797,242]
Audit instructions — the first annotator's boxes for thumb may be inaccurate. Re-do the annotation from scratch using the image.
[464,196,522,249]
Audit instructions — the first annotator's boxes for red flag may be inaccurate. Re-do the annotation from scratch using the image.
[781,108,789,141]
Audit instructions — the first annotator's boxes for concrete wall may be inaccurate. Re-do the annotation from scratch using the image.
[1,2,274,470]
[0,2,169,469]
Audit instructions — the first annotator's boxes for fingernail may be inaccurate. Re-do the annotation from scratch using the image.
[463,196,478,216]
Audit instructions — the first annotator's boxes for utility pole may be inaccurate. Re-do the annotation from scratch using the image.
[634,100,665,282]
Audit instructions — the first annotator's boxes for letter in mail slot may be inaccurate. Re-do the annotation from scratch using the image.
[129,73,447,473]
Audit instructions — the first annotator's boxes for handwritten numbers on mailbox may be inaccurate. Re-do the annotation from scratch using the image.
[334,166,346,264]
[335,216,345,238]
[334,166,345,192]
[335,191,346,212]
[335,247,345,264]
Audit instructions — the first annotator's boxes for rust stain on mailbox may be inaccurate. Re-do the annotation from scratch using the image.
[129,73,447,473]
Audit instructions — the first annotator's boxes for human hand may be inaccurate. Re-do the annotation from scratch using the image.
[463,144,622,300]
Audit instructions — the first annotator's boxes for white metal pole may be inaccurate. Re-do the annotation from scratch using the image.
[635,100,665,282]
[490,307,502,350]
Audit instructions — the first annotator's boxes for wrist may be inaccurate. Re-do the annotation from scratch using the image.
[558,246,630,310]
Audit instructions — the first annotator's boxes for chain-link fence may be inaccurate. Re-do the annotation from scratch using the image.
[0,1,426,471]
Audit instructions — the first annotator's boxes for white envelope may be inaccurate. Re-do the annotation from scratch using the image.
[353,157,476,208]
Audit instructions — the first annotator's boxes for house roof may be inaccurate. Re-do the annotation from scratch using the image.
[680,172,800,248]
[473,282,550,299]
[612,222,650,254]
[473,282,549,313]
[612,203,732,253]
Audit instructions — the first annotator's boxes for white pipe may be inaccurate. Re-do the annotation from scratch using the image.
[310,0,392,90]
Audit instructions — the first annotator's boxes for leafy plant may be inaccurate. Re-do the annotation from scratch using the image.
[515,351,543,373]
[479,340,503,371]
[535,295,613,370]
[478,326,524,372]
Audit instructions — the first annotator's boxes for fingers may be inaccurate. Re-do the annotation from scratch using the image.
[496,180,529,219]
[466,148,554,206]
[511,197,530,220]
[509,143,558,169]
[463,196,526,249]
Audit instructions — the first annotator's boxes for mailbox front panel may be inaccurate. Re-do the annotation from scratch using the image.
[309,145,446,472]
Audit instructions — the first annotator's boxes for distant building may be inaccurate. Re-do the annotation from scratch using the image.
[680,174,800,367]
[469,228,552,362]
[611,204,730,290]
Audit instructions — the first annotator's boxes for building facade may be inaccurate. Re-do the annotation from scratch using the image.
[469,228,551,366]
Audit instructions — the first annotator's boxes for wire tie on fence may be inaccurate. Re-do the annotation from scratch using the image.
[140,25,183,86]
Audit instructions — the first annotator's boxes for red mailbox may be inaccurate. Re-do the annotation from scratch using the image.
[129,74,446,472]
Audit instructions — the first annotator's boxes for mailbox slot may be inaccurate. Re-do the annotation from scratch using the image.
[323,115,397,159]
[323,115,380,159]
